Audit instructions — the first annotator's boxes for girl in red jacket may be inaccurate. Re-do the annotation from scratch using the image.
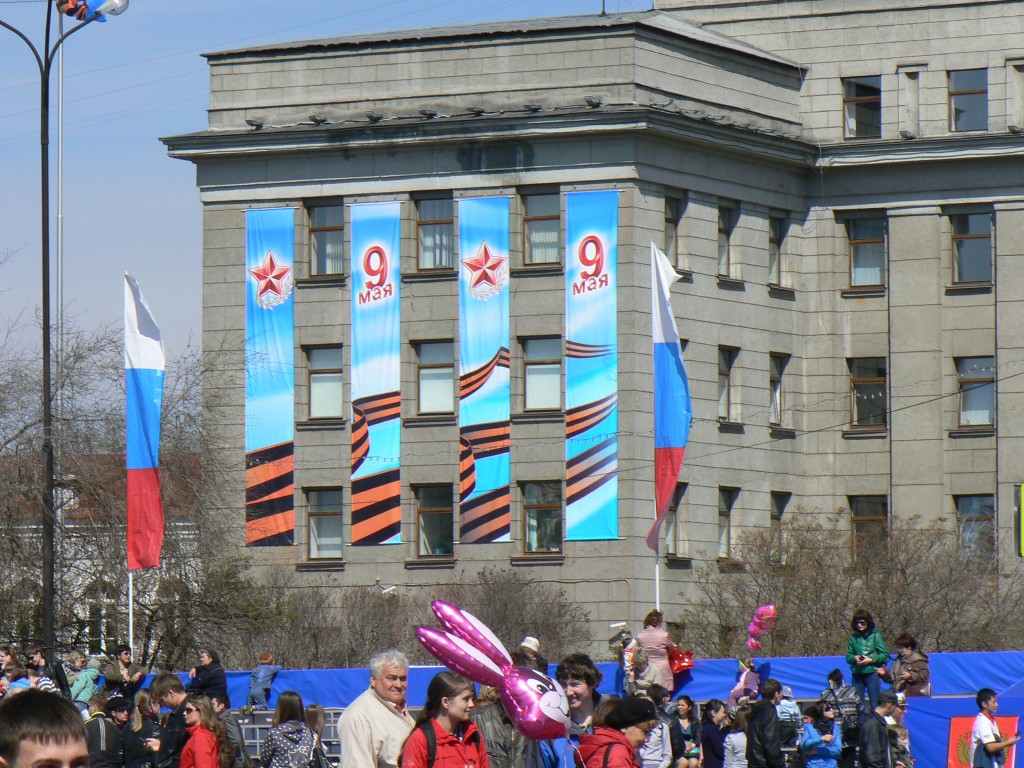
[400,671,490,768]
[180,695,234,768]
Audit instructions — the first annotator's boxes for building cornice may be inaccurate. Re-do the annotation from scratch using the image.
[162,106,814,171]
[817,133,1024,167]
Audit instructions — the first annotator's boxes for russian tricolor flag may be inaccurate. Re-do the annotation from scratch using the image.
[646,244,692,553]
[124,273,165,570]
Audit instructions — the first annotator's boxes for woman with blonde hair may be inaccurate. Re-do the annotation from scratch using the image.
[122,689,165,768]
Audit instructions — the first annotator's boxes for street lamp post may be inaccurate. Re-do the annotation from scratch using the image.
[0,0,128,652]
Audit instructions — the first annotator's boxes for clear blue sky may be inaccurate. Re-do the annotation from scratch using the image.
[0,0,648,359]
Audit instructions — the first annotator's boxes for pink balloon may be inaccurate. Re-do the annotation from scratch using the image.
[416,601,570,740]
[747,637,762,651]
[747,620,764,637]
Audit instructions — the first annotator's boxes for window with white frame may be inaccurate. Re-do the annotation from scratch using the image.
[768,216,785,286]
[770,353,789,426]
[848,218,886,287]
[417,198,455,270]
[718,206,735,276]
[523,337,561,410]
[951,213,992,284]
[850,495,887,562]
[843,76,882,139]
[523,194,560,265]
[957,356,995,426]
[665,196,684,265]
[719,346,738,421]
[849,357,887,429]
[416,485,454,556]
[523,482,562,553]
[416,341,454,414]
[949,69,988,132]
[719,487,738,558]
[307,346,343,419]
[307,488,343,559]
[955,494,995,557]
[308,204,344,276]
[664,483,688,557]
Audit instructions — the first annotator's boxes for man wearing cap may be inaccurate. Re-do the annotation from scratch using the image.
[519,637,549,673]
[0,689,89,768]
[746,678,786,768]
[859,690,902,768]
[577,697,660,767]
[776,685,802,748]
[84,697,123,768]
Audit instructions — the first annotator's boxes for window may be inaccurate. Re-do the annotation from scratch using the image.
[848,218,886,287]
[416,341,454,414]
[417,198,454,270]
[309,204,344,275]
[768,217,785,285]
[307,488,343,559]
[416,485,454,556]
[950,69,988,132]
[664,197,684,265]
[849,358,887,429]
[307,346,343,419]
[718,487,738,558]
[718,206,735,275]
[770,491,791,559]
[843,76,882,139]
[956,495,995,557]
[957,356,995,426]
[523,482,562,553]
[769,353,789,426]
[664,483,688,557]
[718,347,738,421]
[850,495,887,561]
[524,194,560,265]
[523,337,561,410]
[952,213,992,284]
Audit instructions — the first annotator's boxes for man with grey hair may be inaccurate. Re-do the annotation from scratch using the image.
[339,649,414,768]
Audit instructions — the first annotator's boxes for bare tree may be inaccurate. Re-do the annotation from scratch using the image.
[675,509,1024,659]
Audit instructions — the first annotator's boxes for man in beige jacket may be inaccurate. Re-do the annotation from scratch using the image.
[340,650,415,767]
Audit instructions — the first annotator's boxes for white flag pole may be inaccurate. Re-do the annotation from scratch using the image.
[128,571,134,655]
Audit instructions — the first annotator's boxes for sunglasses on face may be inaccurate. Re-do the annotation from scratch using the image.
[823,705,834,711]
[184,707,198,714]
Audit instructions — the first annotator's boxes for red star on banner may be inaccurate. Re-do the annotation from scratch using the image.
[461,243,507,290]
[249,252,292,298]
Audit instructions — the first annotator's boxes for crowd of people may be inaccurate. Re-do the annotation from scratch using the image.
[0,609,1014,768]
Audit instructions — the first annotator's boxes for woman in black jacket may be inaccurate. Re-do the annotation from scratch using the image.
[187,650,228,702]
[121,689,165,768]
[701,699,729,768]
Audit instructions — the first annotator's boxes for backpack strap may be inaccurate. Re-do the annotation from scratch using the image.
[417,721,437,768]
[602,743,626,768]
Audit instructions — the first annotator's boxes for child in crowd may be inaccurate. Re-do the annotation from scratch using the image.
[246,652,282,713]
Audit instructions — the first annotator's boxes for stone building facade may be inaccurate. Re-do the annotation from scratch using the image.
[164,0,1024,648]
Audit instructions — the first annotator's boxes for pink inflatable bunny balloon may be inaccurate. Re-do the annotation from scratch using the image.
[416,600,570,740]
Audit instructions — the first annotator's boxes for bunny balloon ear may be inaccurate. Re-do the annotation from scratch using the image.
[416,626,505,688]
[430,600,513,668]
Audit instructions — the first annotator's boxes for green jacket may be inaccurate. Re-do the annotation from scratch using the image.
[846,628,889,676]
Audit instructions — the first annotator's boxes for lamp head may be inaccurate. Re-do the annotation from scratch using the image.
[96,0,129,16]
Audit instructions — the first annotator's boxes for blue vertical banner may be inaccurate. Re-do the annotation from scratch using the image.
[350,201,402,545]
[458,197,512,543]
[565,190,619,540]
[245,208,296,547]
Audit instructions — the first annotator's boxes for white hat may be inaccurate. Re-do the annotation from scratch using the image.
[520,636,540,654]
